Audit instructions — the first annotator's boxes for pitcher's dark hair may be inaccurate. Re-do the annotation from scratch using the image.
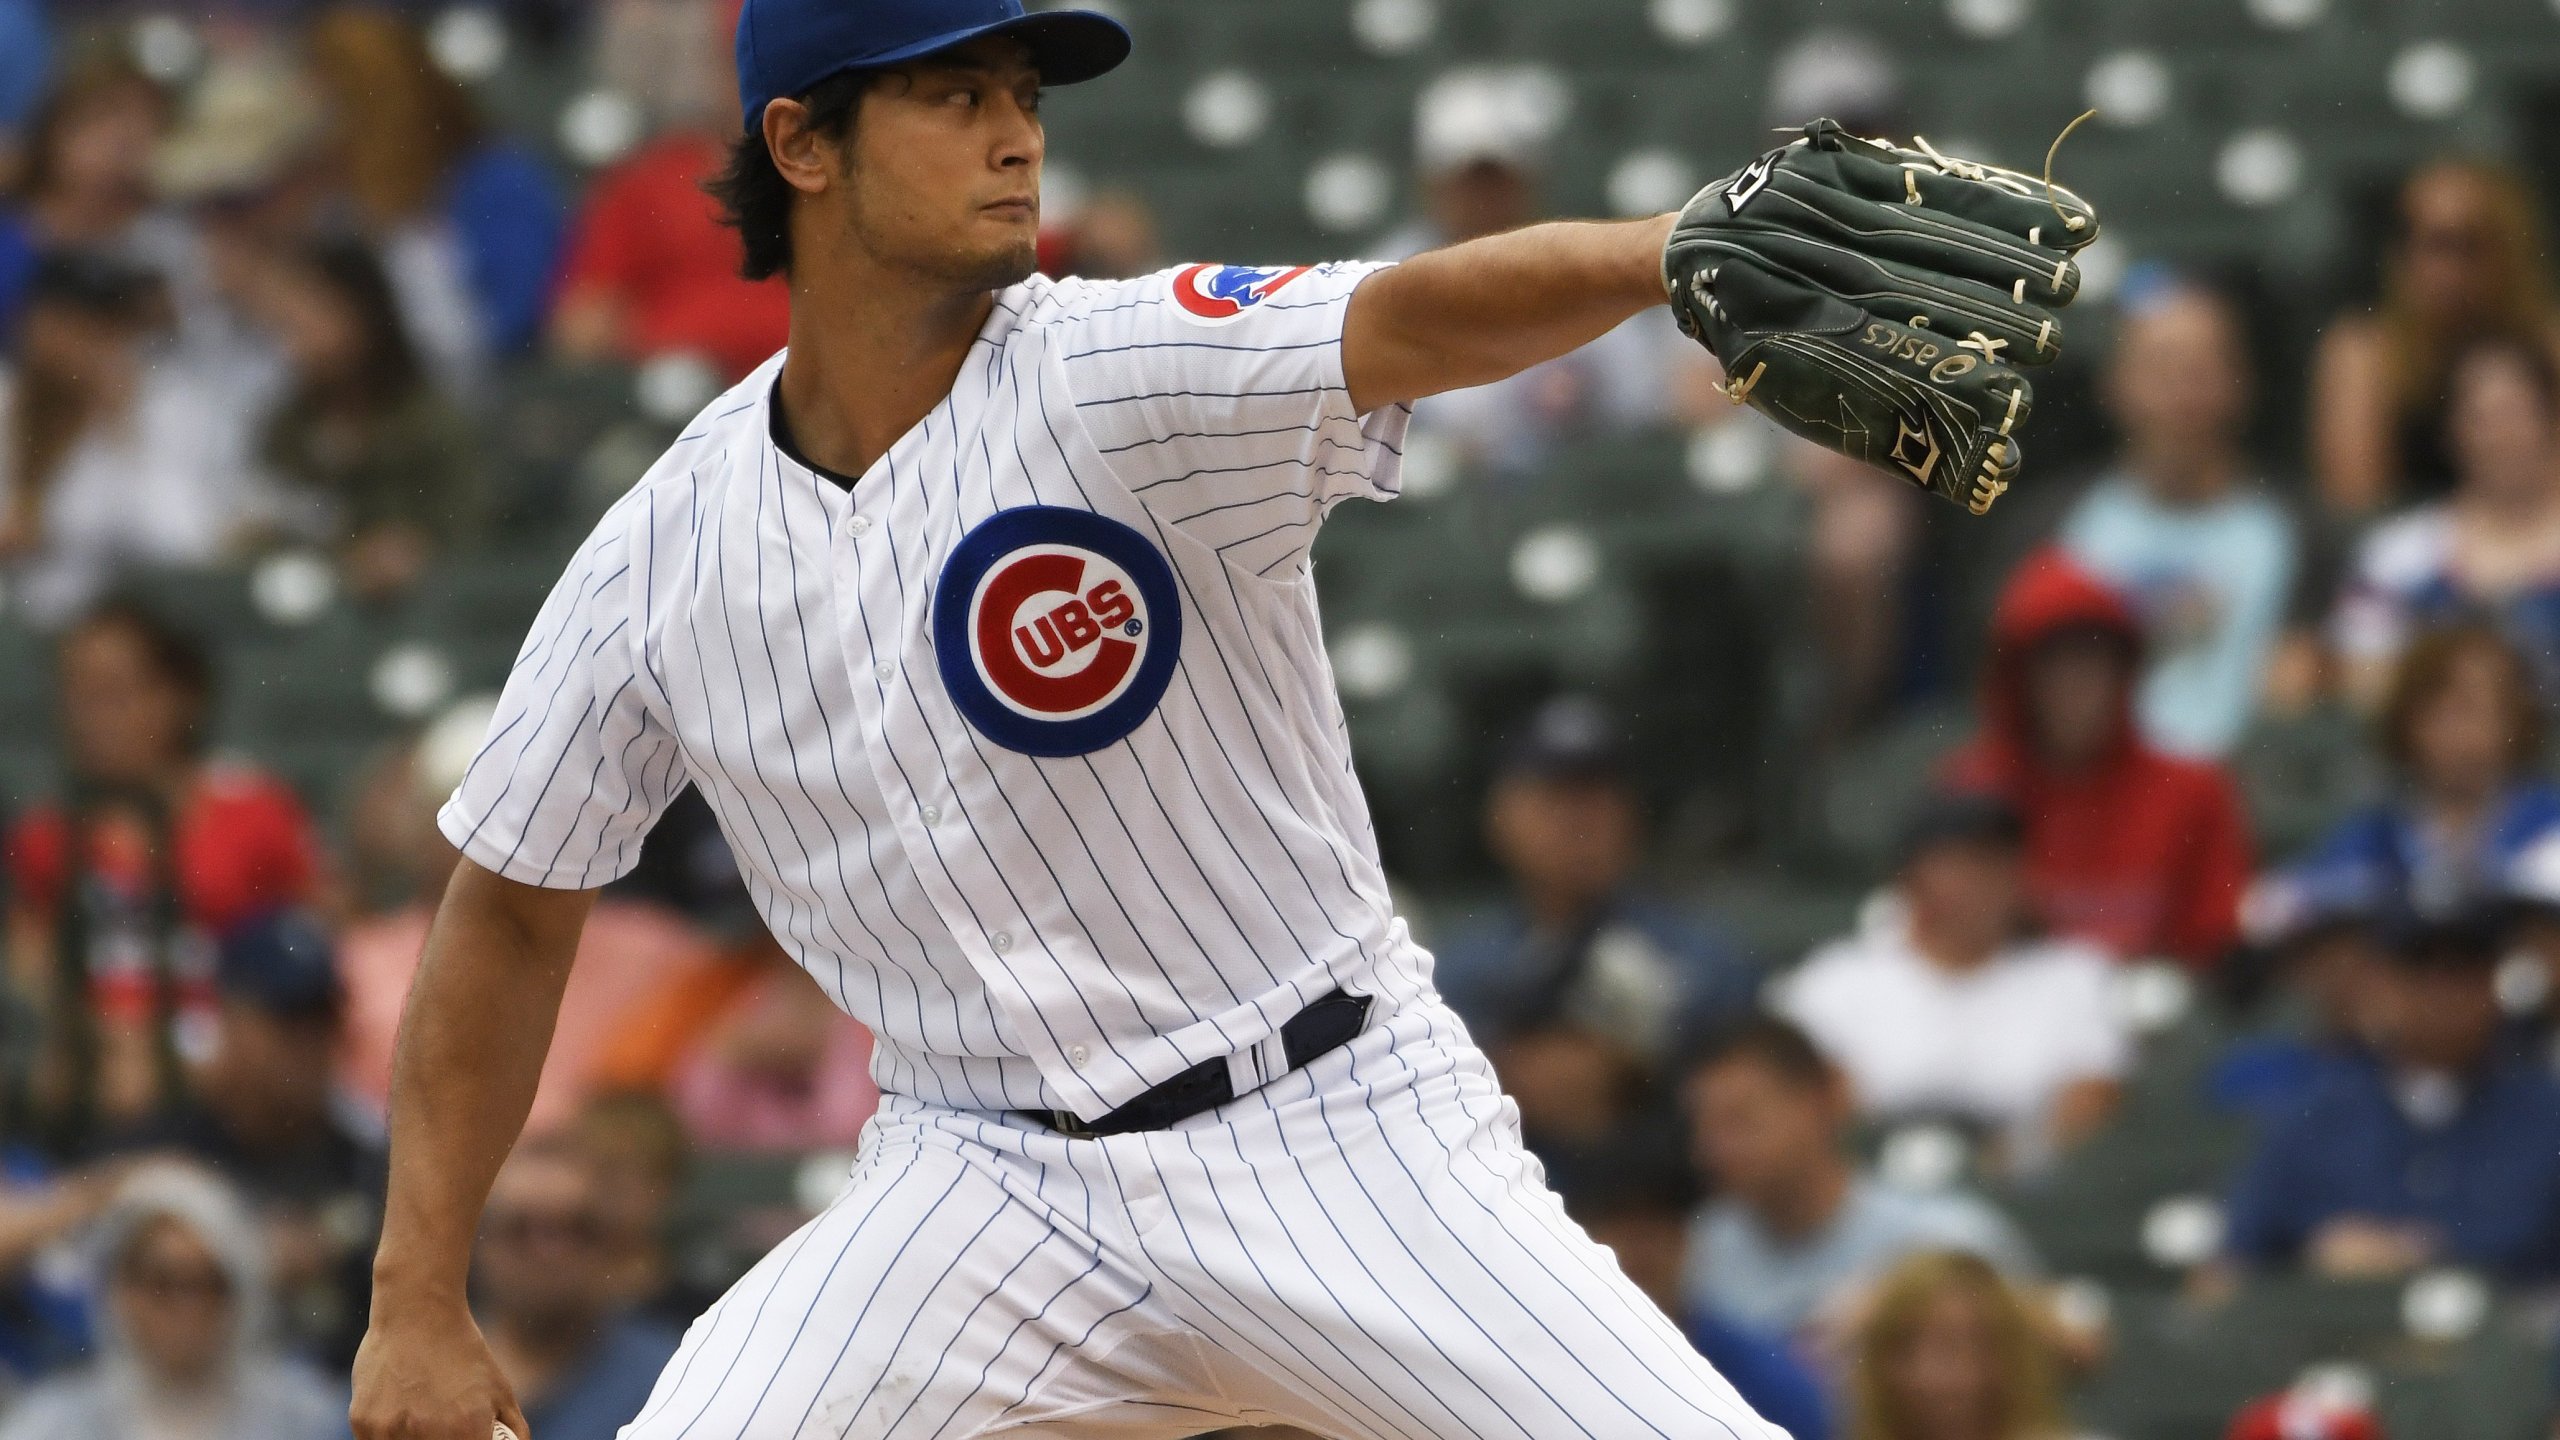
[704,69,876,281]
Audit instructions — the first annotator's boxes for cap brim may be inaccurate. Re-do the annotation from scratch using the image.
[747,9,1131,132]
[987,10,1132,86]
[844,9,1130,90]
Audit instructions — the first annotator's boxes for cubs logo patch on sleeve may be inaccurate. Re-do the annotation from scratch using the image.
[932,507,1184,758]
[1169,263,1313,325]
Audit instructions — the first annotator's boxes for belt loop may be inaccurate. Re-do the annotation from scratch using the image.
[1254,1027,1291,1088]
[1223,1027,1291,1097]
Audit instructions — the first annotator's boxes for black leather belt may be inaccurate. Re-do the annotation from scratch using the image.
[1017,989,1372,1139]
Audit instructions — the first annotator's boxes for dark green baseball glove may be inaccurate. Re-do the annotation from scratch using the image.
[1664,118,2100,514]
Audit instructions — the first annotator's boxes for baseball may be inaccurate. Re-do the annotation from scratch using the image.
[495,1426,518,1440]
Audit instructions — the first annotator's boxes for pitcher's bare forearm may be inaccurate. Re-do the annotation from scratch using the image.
[370,860,594,1301]
[1342,215,1676,415]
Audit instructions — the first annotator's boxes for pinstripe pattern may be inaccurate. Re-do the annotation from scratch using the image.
[442,263,1777,1437]
[440,264,1422,1116]
[621,1000,1779,1439]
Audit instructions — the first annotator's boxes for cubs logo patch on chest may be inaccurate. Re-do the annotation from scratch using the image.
[932,507,1183,757]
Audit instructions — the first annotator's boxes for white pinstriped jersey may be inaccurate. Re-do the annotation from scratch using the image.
[445,258,1787,1440]
[439,262,1430,1121]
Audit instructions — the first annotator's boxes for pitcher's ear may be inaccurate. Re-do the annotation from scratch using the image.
[765,97,836,197]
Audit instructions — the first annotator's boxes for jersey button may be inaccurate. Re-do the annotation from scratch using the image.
[1068,1045,1090,1065]
[875,663,894,684]
[991,931,1013,954]
[920,805,940,825]
[847,514,872,536]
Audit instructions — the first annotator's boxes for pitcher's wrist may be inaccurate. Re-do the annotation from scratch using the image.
[367,1256,471,1313]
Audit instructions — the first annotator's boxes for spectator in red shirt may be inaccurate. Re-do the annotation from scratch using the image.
[546,0,789,381]
[4,601,321,1146]
[1942,549,2254,967]
[546,131,788,382]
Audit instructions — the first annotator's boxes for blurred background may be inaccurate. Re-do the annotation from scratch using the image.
[3,1,2560,1438]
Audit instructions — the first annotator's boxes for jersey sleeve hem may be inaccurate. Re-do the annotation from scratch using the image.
[436,796,639,891]
[1322,263,1414,503]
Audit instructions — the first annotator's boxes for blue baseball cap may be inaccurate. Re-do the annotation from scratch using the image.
[215,908,343,1020]
[1498,694,1625,783]
[736,0,1132,134]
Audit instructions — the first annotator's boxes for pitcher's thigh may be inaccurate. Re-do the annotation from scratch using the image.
[1137,1083,1784,1440]
[620,1143,1189,1440]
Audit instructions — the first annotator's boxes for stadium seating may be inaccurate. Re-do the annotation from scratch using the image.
[2079,1280,2552,1440]
[1995,1003,2251,1285]
[12,0,2518,936]
[15,6,2560,1435]
[16,0,2506,902]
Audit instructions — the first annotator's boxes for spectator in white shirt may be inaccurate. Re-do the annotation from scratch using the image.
[0,252,263,626]
[1377,67,1695,474]
[1776,794,2131,1174]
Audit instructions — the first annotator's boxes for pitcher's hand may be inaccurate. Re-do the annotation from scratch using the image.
[350,1290,532,1440]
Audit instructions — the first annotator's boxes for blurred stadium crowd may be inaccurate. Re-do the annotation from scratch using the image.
[6,1,2560,1438]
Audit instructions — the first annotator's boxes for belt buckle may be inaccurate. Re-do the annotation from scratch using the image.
[1048,1110,1103,1141]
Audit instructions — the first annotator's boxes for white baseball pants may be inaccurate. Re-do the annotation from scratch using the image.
[618,1000,1782,1440]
